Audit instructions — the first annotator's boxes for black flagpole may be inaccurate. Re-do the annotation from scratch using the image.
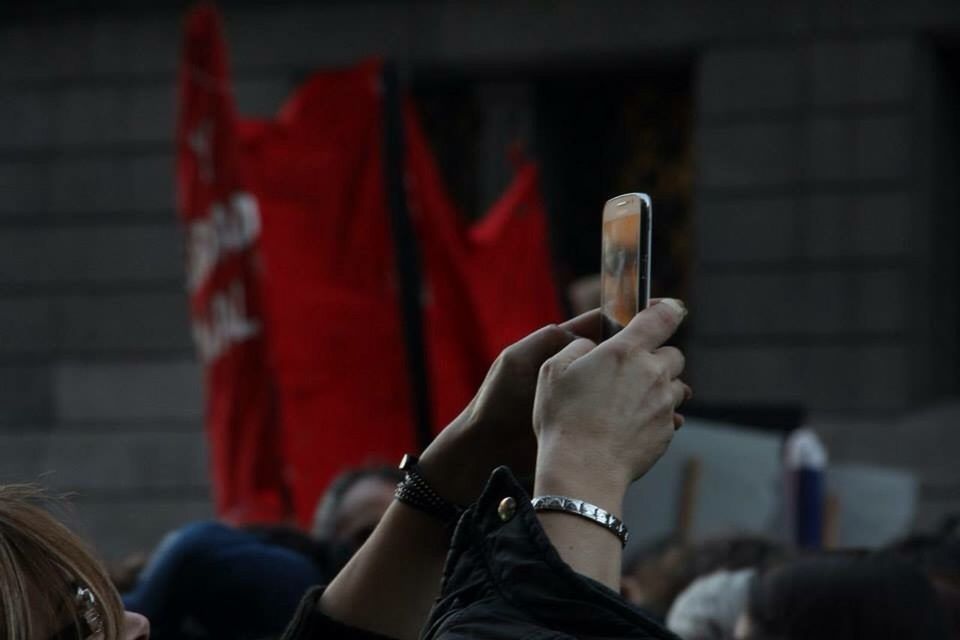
[381,61,433,451]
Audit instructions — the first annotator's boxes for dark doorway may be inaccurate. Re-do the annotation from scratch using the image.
[413,63,695,310]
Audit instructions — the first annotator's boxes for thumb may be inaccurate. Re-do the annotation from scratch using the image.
[613,298,687,352]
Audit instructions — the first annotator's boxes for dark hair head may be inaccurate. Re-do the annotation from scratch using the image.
[311,464,402,541]
[622,535,790,618]
[889,535,960,590]
[887,534,960,639]
[745,553,950,640]
[686,535,791,580]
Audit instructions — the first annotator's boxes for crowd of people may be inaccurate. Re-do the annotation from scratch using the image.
[1,301,958,639]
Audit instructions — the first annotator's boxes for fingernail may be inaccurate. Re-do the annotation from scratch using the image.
[659,298,687,319]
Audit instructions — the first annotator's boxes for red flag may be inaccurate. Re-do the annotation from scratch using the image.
[403,109,564,428]
[176,4,288,523]
[242,62,419,523]
[179,5,562,527]
[242,62,564,525]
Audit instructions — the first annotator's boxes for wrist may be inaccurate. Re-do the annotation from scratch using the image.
[417,416,486,506]
[533,448,627,591]
[534,448,629,518]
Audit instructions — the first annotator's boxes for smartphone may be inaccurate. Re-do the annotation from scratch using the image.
[601,193,652,339]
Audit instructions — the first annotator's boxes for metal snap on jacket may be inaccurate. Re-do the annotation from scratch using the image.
[497,497,517,522]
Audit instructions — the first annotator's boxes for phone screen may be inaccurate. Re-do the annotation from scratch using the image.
[601,195,650,339]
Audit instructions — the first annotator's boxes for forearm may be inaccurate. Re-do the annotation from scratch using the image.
[318,501,448,640]
[317,418,481,640]
[533,453,628,592]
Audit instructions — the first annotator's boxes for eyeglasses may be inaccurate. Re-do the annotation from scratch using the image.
[48,585,104,640]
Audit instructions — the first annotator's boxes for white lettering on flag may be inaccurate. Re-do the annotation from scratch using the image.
[192,279,261,363]
[186,192,261,291]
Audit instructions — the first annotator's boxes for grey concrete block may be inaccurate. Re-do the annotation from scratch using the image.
[694,269,907,336]
[61,291,192,354]
[688,345,802,404]
[694,273,806,336]
[0,154,174,216]
[691,343,909,412]
[125,85,176,144]
[20,22,96,81]
[128,154,177,213]
[0,292,190,355]
[55,359,202,422]
[855,269,908,334]
[813,1,960,33]
[70,497,214,562]
[411,1,809,67]
[0,16,177,82]
[40,431,208,491]
[47,154,175,214]
[787,270,906,336]
[54,88,118,147]
[802,345,909,411]
[802,271,860,335]
[858,116,911,181]
[95,17,179,76]
[0,430,208,492]
[699,47,801,114]
[0,91,56,150]
[805,118,855,183]
[811,38,912,106]
[0,296,57,353]
[0,162,47,217]
[0,224,183,286]
[218,1,804,74]
[0,24,61,82]
[696,197,799,263]
[699,122,798,189]
[0,365,53,425]
[226,3,411,70]
[0,433,50,484]
[805,192,911,258]
[55,85,173,146]
[805,116,910,183]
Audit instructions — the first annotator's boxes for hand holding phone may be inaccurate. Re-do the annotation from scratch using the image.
[601,193,652,339]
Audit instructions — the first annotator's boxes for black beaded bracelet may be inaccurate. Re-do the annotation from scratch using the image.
[395,454,464,525]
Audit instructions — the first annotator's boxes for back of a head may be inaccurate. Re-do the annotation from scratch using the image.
[687,536,790,582]
[622,534,790,618]
[0,485,124,640]
[311,464,402,546]
[744,553,950,640]
[667,568,755,640]
[888,535,960,638]
[890,534,960,589]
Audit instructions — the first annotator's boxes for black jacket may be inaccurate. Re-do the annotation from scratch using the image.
[283,467,679,639]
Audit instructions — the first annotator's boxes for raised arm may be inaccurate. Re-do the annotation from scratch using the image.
[315,312,602,640]
[532,299,689,591]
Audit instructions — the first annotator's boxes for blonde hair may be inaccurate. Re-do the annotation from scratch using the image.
[0,485,124,639]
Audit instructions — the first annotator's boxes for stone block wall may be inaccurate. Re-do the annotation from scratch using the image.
[2,0,960,556]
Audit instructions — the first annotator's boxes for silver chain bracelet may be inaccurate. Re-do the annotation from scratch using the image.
[531,495,629,547]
